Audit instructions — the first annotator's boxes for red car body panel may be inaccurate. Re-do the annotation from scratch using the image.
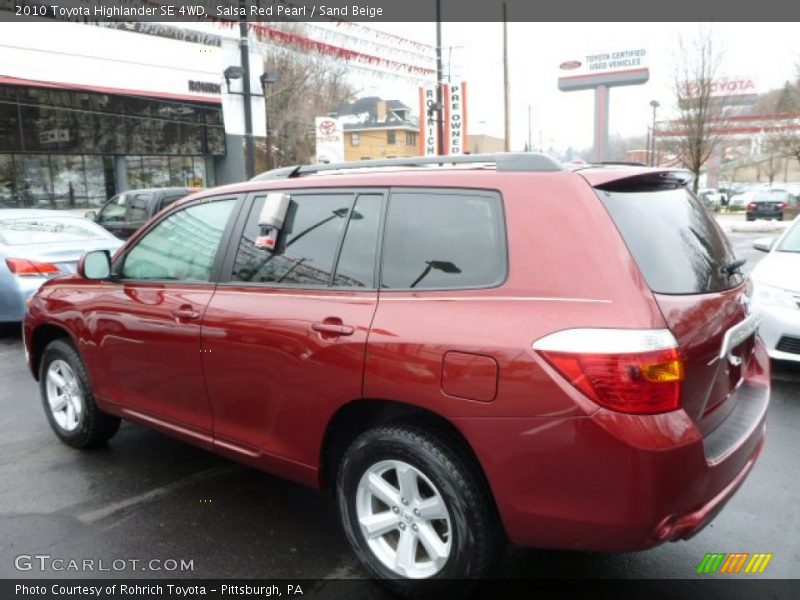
[23,165,769,549]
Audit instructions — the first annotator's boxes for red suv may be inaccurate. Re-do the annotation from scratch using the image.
[23,154,769,589]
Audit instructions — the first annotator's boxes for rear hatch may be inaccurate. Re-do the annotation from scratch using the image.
[585,170,756,436]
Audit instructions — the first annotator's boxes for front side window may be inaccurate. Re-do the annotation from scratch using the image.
[99,194,128,221]
[231,193,356,286]
[121,199,235,281]
[381,190,507,289]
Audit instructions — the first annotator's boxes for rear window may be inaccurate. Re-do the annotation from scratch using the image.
[596,187,742,294]
[0,217,110,246]
[381,190,506,290]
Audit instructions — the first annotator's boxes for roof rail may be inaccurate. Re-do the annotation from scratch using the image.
[250,152,562,181]
[592,161,647,167]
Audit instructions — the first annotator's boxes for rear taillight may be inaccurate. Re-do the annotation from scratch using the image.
[747,203,757,210]
[532,329,684,415]
[5,258,61,277]
[777,203,786,210]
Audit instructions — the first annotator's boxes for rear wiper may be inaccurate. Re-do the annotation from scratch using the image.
[721,258,747,276]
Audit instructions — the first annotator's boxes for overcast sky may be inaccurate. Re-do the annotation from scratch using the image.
[364,22,800,153]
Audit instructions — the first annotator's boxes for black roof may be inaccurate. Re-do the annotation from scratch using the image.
[331,96,417,131]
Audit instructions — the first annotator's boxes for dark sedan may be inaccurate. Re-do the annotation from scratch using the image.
[746,190,799,221]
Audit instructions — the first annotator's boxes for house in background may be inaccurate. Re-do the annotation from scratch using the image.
[331,97,420,161]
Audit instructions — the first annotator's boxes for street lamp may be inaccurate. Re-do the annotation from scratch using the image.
[260,72,278,170]
[649,100,660,167]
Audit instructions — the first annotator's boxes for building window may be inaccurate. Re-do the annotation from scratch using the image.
[406,131,418,146]
[387,131,396,144]
[350,132,360,146]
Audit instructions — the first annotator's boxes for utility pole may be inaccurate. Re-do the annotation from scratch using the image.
[239,0,255,179]
[527,104,532,152]
[649,100,659,167]
[502,2,510,152]
[435,0,445,156]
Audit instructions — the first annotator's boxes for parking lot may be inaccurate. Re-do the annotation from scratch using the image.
[0,228,797,589]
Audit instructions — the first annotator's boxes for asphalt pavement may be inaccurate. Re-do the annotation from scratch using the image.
[0,228,797,590]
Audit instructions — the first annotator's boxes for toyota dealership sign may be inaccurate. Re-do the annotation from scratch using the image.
[558,47,649,90]
[314,117,344,164]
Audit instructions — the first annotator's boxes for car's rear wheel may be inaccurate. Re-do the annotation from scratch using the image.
[336,424,503,593]
[40,339,120,448]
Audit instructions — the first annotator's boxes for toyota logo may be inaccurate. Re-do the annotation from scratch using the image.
[559,60,582,70]
[318,120,337,135]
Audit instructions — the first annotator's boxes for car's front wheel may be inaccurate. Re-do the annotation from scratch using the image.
[336,424,503,592]
[39,338,120,448]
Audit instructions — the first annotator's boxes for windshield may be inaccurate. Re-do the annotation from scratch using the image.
[777,221,800,253]
[597,187,743,294]
[0,217,111,246]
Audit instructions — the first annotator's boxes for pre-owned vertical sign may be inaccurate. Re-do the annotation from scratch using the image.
[419,85,439,155]
[444,82,468,154]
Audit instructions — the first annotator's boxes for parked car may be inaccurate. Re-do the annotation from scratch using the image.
[23,155,769,591]
[698,187,726,208]
[728,191,754,208]
[1,210,122,323]
[751,216,800,362]
[746,190,798,221]
[86,187,198,239]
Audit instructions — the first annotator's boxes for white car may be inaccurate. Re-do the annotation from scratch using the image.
[751,216,800,362]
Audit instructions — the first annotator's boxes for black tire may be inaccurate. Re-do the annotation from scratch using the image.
[39,338,120,448]
[745,214,754,221]
[336,424,504,596]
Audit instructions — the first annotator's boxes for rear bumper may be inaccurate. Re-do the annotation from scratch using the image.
[746,210,783,220]
[0,276,46,322]
[454,344,770,551]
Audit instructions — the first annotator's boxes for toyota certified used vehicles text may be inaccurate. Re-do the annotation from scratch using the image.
[23,154,769,590]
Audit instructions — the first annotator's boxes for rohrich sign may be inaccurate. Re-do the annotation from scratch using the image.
[418,82,469,156]
[558,47,650,161]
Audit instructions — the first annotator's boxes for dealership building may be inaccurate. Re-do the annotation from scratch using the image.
[0,19,267,208]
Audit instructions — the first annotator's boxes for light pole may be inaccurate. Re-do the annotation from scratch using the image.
[649,100,660,167]
[435,0,444,155]
[260,72,278,170]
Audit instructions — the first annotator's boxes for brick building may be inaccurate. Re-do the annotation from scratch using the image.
[331,97,420,161]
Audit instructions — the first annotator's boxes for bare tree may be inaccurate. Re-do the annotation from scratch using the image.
[256,28,355,171]
[667,30,732,193]
[771,81,800,169]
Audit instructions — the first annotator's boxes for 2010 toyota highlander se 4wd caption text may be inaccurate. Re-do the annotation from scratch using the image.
[23,154,769,590]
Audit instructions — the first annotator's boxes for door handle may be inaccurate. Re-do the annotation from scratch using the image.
[173,307,201,321]
[311,321,354,336]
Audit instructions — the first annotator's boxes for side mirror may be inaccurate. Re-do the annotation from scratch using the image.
[84,210,97,221]
[752,237,774,253]
[78,250,112,280]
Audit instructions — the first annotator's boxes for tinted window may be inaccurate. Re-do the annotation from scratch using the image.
[231,193,354,286]
[160,193,186,210]
[122,199,235,281]
[127,194,151,221]
[382,191,506,289]
[333,194,382,287]
[100,194,128,221]
[597,188,742,294]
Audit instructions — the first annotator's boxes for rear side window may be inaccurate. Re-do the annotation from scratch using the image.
[597,187,742,294]
[381,190,506,289]
[127,194,150,222]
